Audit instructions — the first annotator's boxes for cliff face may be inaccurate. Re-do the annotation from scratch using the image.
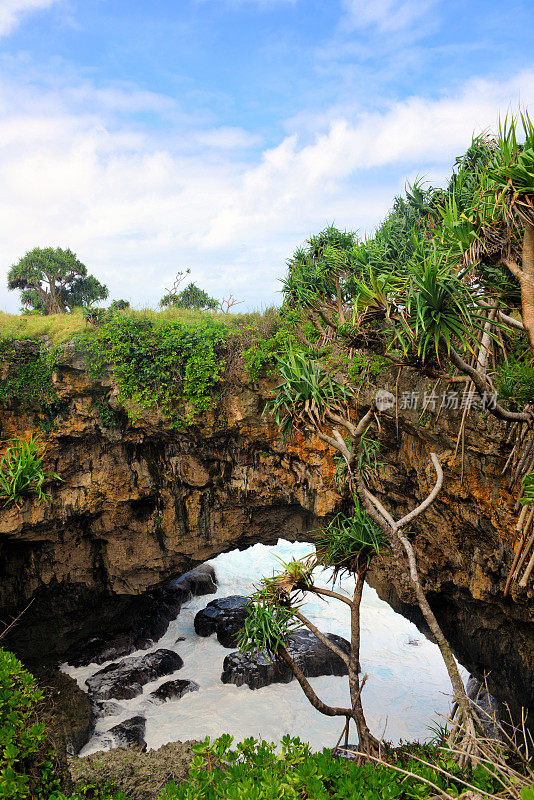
[0,344,532,722]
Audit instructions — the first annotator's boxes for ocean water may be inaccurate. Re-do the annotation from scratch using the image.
[63,540,460,754]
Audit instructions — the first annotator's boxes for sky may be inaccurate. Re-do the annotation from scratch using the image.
[0,0,533,312]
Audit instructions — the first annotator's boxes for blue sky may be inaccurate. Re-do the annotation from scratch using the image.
[0,0,533,311]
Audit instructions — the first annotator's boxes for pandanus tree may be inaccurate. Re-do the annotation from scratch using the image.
[239,505,385,756]
[239,349,481,761]
[8,247,108,314]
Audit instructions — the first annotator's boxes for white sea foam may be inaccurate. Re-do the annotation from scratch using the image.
[63,540,461,755]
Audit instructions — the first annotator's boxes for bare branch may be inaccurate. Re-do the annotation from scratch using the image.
[218,295,243,314]
[395,453,443,529]
[502,258,524,280]
[278,644,351,717]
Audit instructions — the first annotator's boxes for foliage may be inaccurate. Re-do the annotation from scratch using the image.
[158,734,500,800]
[92,398,122,429]
[399,249,485,361]
[237,598,298,657]
[265,350,352,436]
[0,309,88,343]
[316,504,387,577]
[0,435,60,507]
[496,339,534,406]
[160,282,218,311]
[7,247,108,315]
[240,310,313,380]
[520,472,534,506]
[78,313,229,427]
[0,338,58,412]
[0,648,60,800]
[347,352,390,386]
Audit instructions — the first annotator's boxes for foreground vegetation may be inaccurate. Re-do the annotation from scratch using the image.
[2,648,532,800]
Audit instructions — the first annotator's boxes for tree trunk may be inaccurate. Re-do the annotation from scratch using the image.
[350,573,381,755]
[521,221,534,355]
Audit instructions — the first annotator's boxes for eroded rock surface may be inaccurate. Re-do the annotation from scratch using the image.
[0,344,532,727]
[68,565,217,667]
[86,649,183,700]
[221,630,351,689]
[69,740,197,800]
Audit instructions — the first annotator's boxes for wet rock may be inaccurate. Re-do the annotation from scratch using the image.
[221,630,350,690]
[68,565,216,667]
[109,716,146,749]
[92,700,125,719]
[86,649,183,700]
[167,564,217,599]
[149,679,199,704]
[467,676,501,738]
[194,595,250,647]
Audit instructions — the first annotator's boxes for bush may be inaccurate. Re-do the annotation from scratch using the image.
[78,314,229,427]
[0,648,60,799]
[158,734,500,800]
[0,435,60,508]
[0,338,57,411]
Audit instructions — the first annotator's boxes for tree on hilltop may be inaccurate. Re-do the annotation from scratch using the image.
[7,247,108,314]
[160,281,218,311]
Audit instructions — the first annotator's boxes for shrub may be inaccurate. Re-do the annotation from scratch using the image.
[0,338,58,411]
[0,648,60,799]
[0,436,60,508]
[158,734,500,800]
[78,314,229,427]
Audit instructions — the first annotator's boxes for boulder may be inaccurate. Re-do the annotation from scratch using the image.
[86,649,183,700]
[149,679,199,704]
[167,564,217,599]
[221,630,350,690]
[194,595,250,648]
[109,716,147,749]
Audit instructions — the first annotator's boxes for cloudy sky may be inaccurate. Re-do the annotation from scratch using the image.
[0,0,533,312]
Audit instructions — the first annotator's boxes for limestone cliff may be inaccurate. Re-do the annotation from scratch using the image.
[0,343,532,724]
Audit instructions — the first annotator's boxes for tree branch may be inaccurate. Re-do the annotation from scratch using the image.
[278,644,351,717]
[448,343,531,422]
[395,453,443,529]
[293,609,350,667]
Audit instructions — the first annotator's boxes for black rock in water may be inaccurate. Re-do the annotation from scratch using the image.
[86,649,183,700]
[109,716,147,749]
[167,564,217,599]
[149,679,199,704]
[221,630,350,690]
[92,700,125,719]
[194,595,250,648]
[68,564,216,667]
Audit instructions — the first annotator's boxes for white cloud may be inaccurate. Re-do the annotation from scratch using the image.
[341,0,439,33]
[0,69,533,312]
[0,0,60,37]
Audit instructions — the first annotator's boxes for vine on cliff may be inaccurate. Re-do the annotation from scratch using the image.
[78,314,229,427]
[0,338,58,413]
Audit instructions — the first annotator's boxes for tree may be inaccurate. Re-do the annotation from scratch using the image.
[160,281,218,311]
[7,247,108,314]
